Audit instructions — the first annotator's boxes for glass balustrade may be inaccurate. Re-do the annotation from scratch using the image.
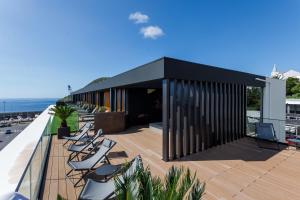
[16,119,52,199]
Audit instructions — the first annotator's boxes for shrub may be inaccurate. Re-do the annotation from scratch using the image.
[98,106,107,112]
[115,165,205,200]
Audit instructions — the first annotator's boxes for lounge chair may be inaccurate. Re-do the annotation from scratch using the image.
[80,109,97,122]
[255,122,280,150]
[78,122,93,132]
[68,129,103,160]
[80,115,96,122]
[63,123,92,146]
[80,107,97,117]
[78,155,142,200]
[66,138,116,186]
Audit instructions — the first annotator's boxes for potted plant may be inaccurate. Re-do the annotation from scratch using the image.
[50,105,75,139]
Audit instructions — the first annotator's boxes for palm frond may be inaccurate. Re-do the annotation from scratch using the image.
[178,168,197,200]
[50,105,76,122]
[114,164,205,200]
[188,180,206,200]
[164,166,183,199]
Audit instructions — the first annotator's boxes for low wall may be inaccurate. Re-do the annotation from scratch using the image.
[94,112,125,134]
[0,106,53,199]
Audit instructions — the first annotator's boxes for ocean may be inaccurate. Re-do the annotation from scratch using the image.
[0,98,58,113]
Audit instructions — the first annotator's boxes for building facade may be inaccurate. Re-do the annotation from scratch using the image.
[72,57,274,161]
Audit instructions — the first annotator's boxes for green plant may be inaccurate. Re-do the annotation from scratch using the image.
[291,83,300,95]
[98,106,107,112]
[115,165,205,200]
[291,93,300,98]
[57,194,66,200]
[286,77,300,96]
[247,87,261,111]
[50,105,76,127]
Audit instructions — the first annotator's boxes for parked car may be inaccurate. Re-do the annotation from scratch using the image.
[5,129,12,134]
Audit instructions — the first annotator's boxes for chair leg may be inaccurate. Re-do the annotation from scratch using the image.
[74,170,89,187]
[66,168,73,177]
[69,152,74,161]
[105,155,111,164]
[69,151,81,161]
[65,168,75,184]
[63,139,69,146]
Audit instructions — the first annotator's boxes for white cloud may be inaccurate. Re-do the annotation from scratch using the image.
[129,12,149,24]
[140,26,164,39]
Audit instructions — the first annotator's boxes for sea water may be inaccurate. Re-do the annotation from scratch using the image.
[0,98,58,113]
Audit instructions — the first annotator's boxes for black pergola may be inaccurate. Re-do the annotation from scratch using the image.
[72,57,265,161]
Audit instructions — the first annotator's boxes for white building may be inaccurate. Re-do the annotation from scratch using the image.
[286,98,300,115]
[271,65,300,80]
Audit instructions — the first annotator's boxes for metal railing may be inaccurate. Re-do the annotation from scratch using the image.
[247,115,292,143]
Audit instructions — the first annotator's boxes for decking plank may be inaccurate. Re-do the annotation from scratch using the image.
[42,127,300,200]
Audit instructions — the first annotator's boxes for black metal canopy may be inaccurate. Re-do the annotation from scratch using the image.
[72,57,265,95]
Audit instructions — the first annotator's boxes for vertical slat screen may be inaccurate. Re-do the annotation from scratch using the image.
[162,79,170,161]
[169,80,176,160]
[163,79,247,160]
[176,81,183,158]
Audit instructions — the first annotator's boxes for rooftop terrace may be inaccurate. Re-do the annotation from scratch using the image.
[42,126,300,200]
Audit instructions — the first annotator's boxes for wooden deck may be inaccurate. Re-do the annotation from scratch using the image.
[42,126,300,200]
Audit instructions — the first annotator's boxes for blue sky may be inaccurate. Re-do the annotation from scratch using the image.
[0,0,299,98]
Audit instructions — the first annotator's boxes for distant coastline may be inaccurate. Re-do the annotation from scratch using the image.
[0,98,58,113]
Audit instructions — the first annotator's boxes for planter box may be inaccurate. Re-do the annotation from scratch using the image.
[94,112,125,134]
[57,127,70,139]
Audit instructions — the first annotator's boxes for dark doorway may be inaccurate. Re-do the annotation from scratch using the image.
[127,88,162,126]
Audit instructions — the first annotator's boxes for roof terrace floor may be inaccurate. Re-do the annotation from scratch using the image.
[42,126,300,200]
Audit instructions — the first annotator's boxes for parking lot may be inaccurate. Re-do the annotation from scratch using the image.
[0,122,31,150]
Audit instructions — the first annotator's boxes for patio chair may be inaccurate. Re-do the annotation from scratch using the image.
[68,129,103,160]
[78,122,93,132]
[63,123,92,146]
[255,122,280,150]
[80,107,97,116]
[78,155,143,200]
[66,138,116,186]
[80,109,98,122]
[80,115,96,122]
